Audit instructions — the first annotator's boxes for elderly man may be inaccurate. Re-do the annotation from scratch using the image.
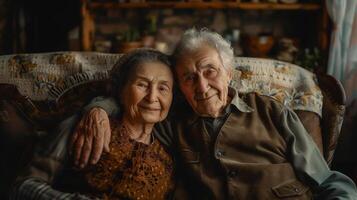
[71,28,357,199]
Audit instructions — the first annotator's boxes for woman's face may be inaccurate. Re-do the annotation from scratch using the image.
[120,61,174,124]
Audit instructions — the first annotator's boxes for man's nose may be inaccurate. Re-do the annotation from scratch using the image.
[195,76,209,94]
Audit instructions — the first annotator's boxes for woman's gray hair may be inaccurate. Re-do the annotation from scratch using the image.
[173,28,235,70]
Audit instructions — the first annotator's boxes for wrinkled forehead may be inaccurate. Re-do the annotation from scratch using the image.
[132,61,173,82]
[174,46,223,70]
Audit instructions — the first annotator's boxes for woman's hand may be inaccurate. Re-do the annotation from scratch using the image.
[69,107,111,168]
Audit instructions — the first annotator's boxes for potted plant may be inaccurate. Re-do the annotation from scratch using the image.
[295,47,322,71]
[118,28,142,53]
[141,15,157,48]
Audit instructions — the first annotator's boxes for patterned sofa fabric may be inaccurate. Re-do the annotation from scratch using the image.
[0,52,323,117]
[0,52,119,101]
[232,57,323,117]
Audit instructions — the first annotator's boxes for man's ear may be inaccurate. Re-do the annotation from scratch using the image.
[227,67,233,82]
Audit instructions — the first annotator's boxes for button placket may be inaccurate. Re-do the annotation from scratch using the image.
[215,149,225,158]
[228,170,237,178]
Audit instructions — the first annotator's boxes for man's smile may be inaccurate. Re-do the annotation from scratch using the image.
[195,94,217,101]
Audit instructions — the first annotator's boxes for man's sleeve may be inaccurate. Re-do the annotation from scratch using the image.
[10,115,96,200]
[83,96,119,116]
[280,107,357,200]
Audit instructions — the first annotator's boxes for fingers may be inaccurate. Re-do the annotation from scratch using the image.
[103,120,111,153]
[71,117,88,165]
[70,107,111,168]
[73,132,85,166]
[78,123,94,168]
[90,123,105,164]
[69,129,79,156]
[89,109,111,163]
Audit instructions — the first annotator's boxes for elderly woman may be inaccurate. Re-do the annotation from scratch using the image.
[11,49,175,200]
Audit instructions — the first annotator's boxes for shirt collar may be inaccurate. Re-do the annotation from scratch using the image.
[229,87,255,113]
[186,87,254,125]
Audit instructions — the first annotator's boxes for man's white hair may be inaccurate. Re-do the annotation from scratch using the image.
[173,28,235,70]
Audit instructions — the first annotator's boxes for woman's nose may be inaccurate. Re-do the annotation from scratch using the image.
[146,87,159,102]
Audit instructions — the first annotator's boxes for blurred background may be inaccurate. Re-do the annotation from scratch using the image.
[0,0,329,71]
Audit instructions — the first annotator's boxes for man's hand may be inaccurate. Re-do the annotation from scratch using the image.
[69,107,111,168]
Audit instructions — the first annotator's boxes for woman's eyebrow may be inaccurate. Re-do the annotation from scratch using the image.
[135,75,172,84]
[135,75,150,81]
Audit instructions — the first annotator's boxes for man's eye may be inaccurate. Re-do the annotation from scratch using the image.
[204,68,217,78]
[184,74,195,83]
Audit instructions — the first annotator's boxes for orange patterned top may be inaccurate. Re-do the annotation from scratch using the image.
[82,118,174,200]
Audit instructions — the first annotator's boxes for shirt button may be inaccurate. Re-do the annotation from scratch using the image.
[228,170,237,177]
[294,188,300,193]
[215,150,225,157]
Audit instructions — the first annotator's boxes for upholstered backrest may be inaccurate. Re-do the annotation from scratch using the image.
[231,57,324,155]
[0,52,344,168]
[0,52,323,116]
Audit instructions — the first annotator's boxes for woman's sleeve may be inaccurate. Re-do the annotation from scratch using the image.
[280,107,357,199]
[10,115,97,200]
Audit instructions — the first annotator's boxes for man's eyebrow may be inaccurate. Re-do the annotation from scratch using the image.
[182,65,214,77]
[196,58,213,66]
[182,71,193,77]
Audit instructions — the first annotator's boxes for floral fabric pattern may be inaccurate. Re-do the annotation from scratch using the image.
[232,57,323,117]
[0,52,322,117]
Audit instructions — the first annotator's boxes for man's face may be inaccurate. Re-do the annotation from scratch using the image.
[175,45,232,118]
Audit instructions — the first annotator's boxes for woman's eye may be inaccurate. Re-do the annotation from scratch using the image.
[137,82,148,88]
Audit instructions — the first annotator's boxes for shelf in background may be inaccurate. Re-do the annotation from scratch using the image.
[88,2,322,10]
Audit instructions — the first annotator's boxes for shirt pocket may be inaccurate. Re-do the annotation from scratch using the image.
[180,149,200,164]
[272,179,311,199]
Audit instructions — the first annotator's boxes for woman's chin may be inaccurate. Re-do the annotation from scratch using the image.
[139,115,161,124]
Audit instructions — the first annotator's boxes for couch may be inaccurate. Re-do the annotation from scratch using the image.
[0,52,346,198]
